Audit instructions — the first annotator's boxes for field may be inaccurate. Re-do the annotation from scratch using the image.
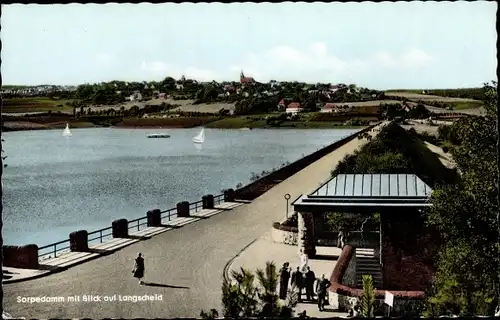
[171,101,235,114]
[385,91,484,114]
[330,100,397,107]
[385,87,485,100]
[84,99,235,115]
[384,92,483,104]
[2,97,75,113]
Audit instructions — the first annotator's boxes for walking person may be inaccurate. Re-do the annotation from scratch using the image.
[316,274,331,311]
[132,253,145,285]
[337,229,344,248]
[305,266,316,301]
[279,262,291,300]
[291,266,304,302]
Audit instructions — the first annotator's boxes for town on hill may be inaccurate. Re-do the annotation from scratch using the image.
[1,71,486,131]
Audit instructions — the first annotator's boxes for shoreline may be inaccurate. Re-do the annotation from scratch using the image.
[2,119,369,132]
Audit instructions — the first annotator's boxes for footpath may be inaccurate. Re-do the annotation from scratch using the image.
[228,235,346,318]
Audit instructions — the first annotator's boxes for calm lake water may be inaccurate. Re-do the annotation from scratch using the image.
[2,127,359,246]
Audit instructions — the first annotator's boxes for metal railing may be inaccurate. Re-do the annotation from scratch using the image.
[36,193,226,260]
[38,239,72,261]
[88,227,113,245]
[189,200,204,213]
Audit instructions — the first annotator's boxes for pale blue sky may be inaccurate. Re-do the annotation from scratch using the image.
[1,2,497,89]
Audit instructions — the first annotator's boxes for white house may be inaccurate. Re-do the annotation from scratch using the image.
[176,84,184,90]
[127,92,143,102]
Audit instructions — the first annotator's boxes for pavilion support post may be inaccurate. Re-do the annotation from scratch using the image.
[298,212,316,258]
[379,215,383,267]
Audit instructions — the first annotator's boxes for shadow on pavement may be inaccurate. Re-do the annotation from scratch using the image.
[318,308,340,313]
[313,254,339,260]
[160,223,182,229]
[38,264,64,271]
[143,282,189,289]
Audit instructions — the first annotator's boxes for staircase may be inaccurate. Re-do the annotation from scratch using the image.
[355,248,383,289]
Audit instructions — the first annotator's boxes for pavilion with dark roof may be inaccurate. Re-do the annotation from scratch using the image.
[292,173,433,258]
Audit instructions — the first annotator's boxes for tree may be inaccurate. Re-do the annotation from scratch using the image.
[407,103,430,119]
[161,77,176,90]
[255,262,280,316]
[424,81,499,316]
[304,96,318,112]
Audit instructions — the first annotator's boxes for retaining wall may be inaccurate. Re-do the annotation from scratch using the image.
[328,245,425,316]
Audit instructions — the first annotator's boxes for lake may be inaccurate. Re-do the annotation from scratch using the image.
[2,127,359,246]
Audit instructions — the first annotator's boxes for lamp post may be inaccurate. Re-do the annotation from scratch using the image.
[284,193,291,219]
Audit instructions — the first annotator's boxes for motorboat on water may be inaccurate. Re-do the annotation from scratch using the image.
[147,133,171,138]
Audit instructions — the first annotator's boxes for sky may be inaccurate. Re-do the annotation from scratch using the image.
[1,2,497,89]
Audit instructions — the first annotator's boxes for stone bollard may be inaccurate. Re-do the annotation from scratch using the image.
[224,188,235,202]
[176,201,190,218]
[112,219,128,238]
[202,194,214,209]
[3,244,39,269]
[147,209,162,227]
[69,230,89,252]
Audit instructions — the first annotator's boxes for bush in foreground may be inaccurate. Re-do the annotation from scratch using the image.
[201,261,295,318]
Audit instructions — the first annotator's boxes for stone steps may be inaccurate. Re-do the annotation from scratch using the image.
[355,248,383,288]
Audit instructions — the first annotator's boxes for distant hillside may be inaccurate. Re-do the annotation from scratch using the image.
[385,87,485,101]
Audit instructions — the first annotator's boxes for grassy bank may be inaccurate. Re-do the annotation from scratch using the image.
[3,114,371,131]
[3,97,75,113]
[2,108,377,131]
[204,113,376,129]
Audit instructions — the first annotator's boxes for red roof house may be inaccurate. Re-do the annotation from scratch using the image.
[286,102,302,114]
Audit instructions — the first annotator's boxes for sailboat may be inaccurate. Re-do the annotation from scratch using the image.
[192,127,205,144]
[62,123,72,137]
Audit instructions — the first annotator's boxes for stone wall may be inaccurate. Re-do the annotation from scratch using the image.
[3,245,39,269]
[342,250,356,287]
[272,224,298,245]
[328,245,425,316]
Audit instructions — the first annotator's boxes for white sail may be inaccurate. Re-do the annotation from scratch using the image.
[62,123,72,137]
[192,128,205,143]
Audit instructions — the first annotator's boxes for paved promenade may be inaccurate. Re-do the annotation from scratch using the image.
[229,237,347,318]
[4,125,380,318]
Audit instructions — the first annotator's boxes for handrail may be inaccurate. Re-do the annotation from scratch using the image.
[36,193,225,260]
